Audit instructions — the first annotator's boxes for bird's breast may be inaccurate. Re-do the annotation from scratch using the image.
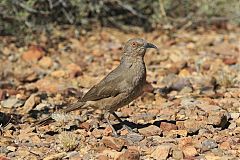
[128,61,146,91]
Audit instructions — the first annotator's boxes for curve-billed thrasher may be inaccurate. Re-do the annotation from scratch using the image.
[36,38,157,136]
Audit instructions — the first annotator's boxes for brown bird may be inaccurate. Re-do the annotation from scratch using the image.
[36,38,157,136]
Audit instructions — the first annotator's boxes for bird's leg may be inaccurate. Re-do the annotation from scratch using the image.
[111,112,136,133]
[104,112,118,137]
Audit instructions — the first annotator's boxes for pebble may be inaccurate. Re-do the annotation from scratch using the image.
[201,139,218,151]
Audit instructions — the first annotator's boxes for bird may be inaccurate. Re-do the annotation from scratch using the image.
[35,38,157,136]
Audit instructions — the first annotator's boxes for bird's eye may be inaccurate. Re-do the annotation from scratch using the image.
[131,42,137,47]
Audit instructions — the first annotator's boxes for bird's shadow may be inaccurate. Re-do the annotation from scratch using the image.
[112,119,176,131]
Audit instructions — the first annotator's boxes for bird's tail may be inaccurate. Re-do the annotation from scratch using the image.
[34,101,86,126]
[64,101,86,113]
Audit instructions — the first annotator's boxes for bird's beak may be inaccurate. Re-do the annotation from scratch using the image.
[146,43,158,49]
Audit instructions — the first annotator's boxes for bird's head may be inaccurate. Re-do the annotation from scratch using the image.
[123,38,157,58]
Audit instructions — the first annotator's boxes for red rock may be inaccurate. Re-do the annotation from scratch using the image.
[102,136,126,151]
[116,149,140,160]
[223,57,237,65]
[178,137,193,148]
[22,45,45,62]
[160,122,177,132]
[79,122,91,131]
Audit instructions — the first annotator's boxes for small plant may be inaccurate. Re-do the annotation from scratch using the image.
[58,131,79,151]
[214,69,236,88]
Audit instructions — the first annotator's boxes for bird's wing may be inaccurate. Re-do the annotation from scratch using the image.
[81,66,130,102]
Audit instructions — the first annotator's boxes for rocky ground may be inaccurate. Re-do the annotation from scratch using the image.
[0,26,240,160]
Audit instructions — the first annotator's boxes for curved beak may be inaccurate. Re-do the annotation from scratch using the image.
[146,43,158,49]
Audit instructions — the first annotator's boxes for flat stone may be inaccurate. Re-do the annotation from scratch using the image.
[207,112,228,127]
[160,122,177,132]
[182,146,198,158]
[150,144,172,160]
[204,154,221,160]
[197,104,221,113]
[172,149,183,160]
[102,136,126,151]
[138,125,162,136]
[125,133,144,143]
[178,137,193,148]
[184,119,205,133]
